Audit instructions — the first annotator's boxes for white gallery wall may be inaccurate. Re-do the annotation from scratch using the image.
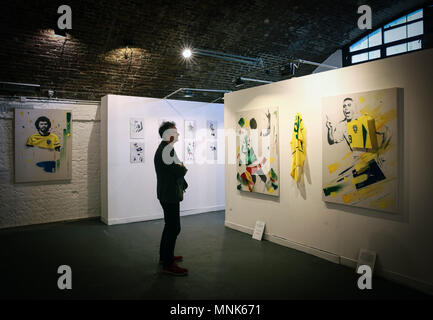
[225,48,433,293]
[0,100,101,229]
[101,95,225,225]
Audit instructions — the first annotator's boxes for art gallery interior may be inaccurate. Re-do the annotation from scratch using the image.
[0,0,433,301]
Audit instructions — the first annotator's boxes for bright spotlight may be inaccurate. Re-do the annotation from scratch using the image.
[183,49,192,59]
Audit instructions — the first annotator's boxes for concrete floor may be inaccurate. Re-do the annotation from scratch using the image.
[0,211,430,300]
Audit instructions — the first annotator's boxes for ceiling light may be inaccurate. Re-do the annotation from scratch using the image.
[183,49,193,59]
[183,89,194,98]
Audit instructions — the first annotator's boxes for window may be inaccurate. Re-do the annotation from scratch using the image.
[344,8,426,66]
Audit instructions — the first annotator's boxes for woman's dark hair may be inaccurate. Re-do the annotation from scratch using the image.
[159,121,176,138]
[35,116,52,130]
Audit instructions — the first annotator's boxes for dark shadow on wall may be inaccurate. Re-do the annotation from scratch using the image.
[237,189,281,204]
[87,109,101,221]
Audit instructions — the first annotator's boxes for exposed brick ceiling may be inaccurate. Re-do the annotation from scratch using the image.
[0,0,430,101]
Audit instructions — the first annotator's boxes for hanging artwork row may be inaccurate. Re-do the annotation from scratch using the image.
[15,108,72,183]
[236,107,279,196]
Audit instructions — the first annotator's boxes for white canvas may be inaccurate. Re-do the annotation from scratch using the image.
[15,108,72,183]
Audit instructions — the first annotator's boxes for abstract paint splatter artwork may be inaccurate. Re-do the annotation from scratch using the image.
[322,88,400,213]
[207,120,217,139]
[207,141,217,161]
[185,140,195,162]
[184,120,196,139]
[15,109,72,183]
[236,107,279,196]
[130,142,145,164]
[130,118,145,139]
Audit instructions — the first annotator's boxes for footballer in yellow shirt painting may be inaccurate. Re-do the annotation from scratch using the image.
[26,116,61,152]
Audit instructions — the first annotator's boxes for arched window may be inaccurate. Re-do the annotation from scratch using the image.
[343,6,431,66]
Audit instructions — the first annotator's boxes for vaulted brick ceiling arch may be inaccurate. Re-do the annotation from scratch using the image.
[0,0,429,101]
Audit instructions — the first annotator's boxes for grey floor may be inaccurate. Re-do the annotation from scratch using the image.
[0,211,430,300]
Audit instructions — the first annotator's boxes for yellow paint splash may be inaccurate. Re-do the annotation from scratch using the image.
[20,112,24,117]
[342,152,353,161]
[375,109,397,130]
[371,196,395,210]
[352,174,368,185]
[359,97,365,104]
[342,193,357,204]
[270,157,275,164]
[328,162,340,174]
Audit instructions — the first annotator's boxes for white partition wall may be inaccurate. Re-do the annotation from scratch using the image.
[101,95,225,225]
[224,49,433,294]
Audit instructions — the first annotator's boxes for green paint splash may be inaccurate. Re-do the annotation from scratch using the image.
[238,118,245,127]
[323,184,344,197]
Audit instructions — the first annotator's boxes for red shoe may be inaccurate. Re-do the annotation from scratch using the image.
[162,263,188,276]
[159,256,183,264]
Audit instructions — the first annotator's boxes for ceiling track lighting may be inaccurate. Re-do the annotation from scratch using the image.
[182,48,264,67]
[236,58,339,84]
[0,81,41,94]
[232,77,273,87]
[164,88,232,102]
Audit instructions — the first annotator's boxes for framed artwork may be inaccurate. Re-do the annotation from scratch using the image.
[207,120,217,139]
[185,120,196,139]
[130,118,145,139]
[236,107,279,196]
[15,108,72,183]
[130,142,145,164]
[322,88,400,213]
[185,140,195,162]
[207,141,217,161]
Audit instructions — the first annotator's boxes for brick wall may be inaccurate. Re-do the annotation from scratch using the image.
[0,0,427,102]
[0,100,101,229]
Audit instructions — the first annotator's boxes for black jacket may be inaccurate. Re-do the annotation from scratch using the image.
[154,141,188,203]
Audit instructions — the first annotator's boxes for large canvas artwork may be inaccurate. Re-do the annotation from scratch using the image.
[322,88,400,213]
[236,107,279,196]
[15,109,72,183]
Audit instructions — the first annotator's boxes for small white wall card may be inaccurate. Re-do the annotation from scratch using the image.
[356,248,377,273]
[130,118,145,139]
[252,221,266,241]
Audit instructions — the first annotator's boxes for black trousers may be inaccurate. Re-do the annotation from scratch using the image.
[159,201,181,267]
